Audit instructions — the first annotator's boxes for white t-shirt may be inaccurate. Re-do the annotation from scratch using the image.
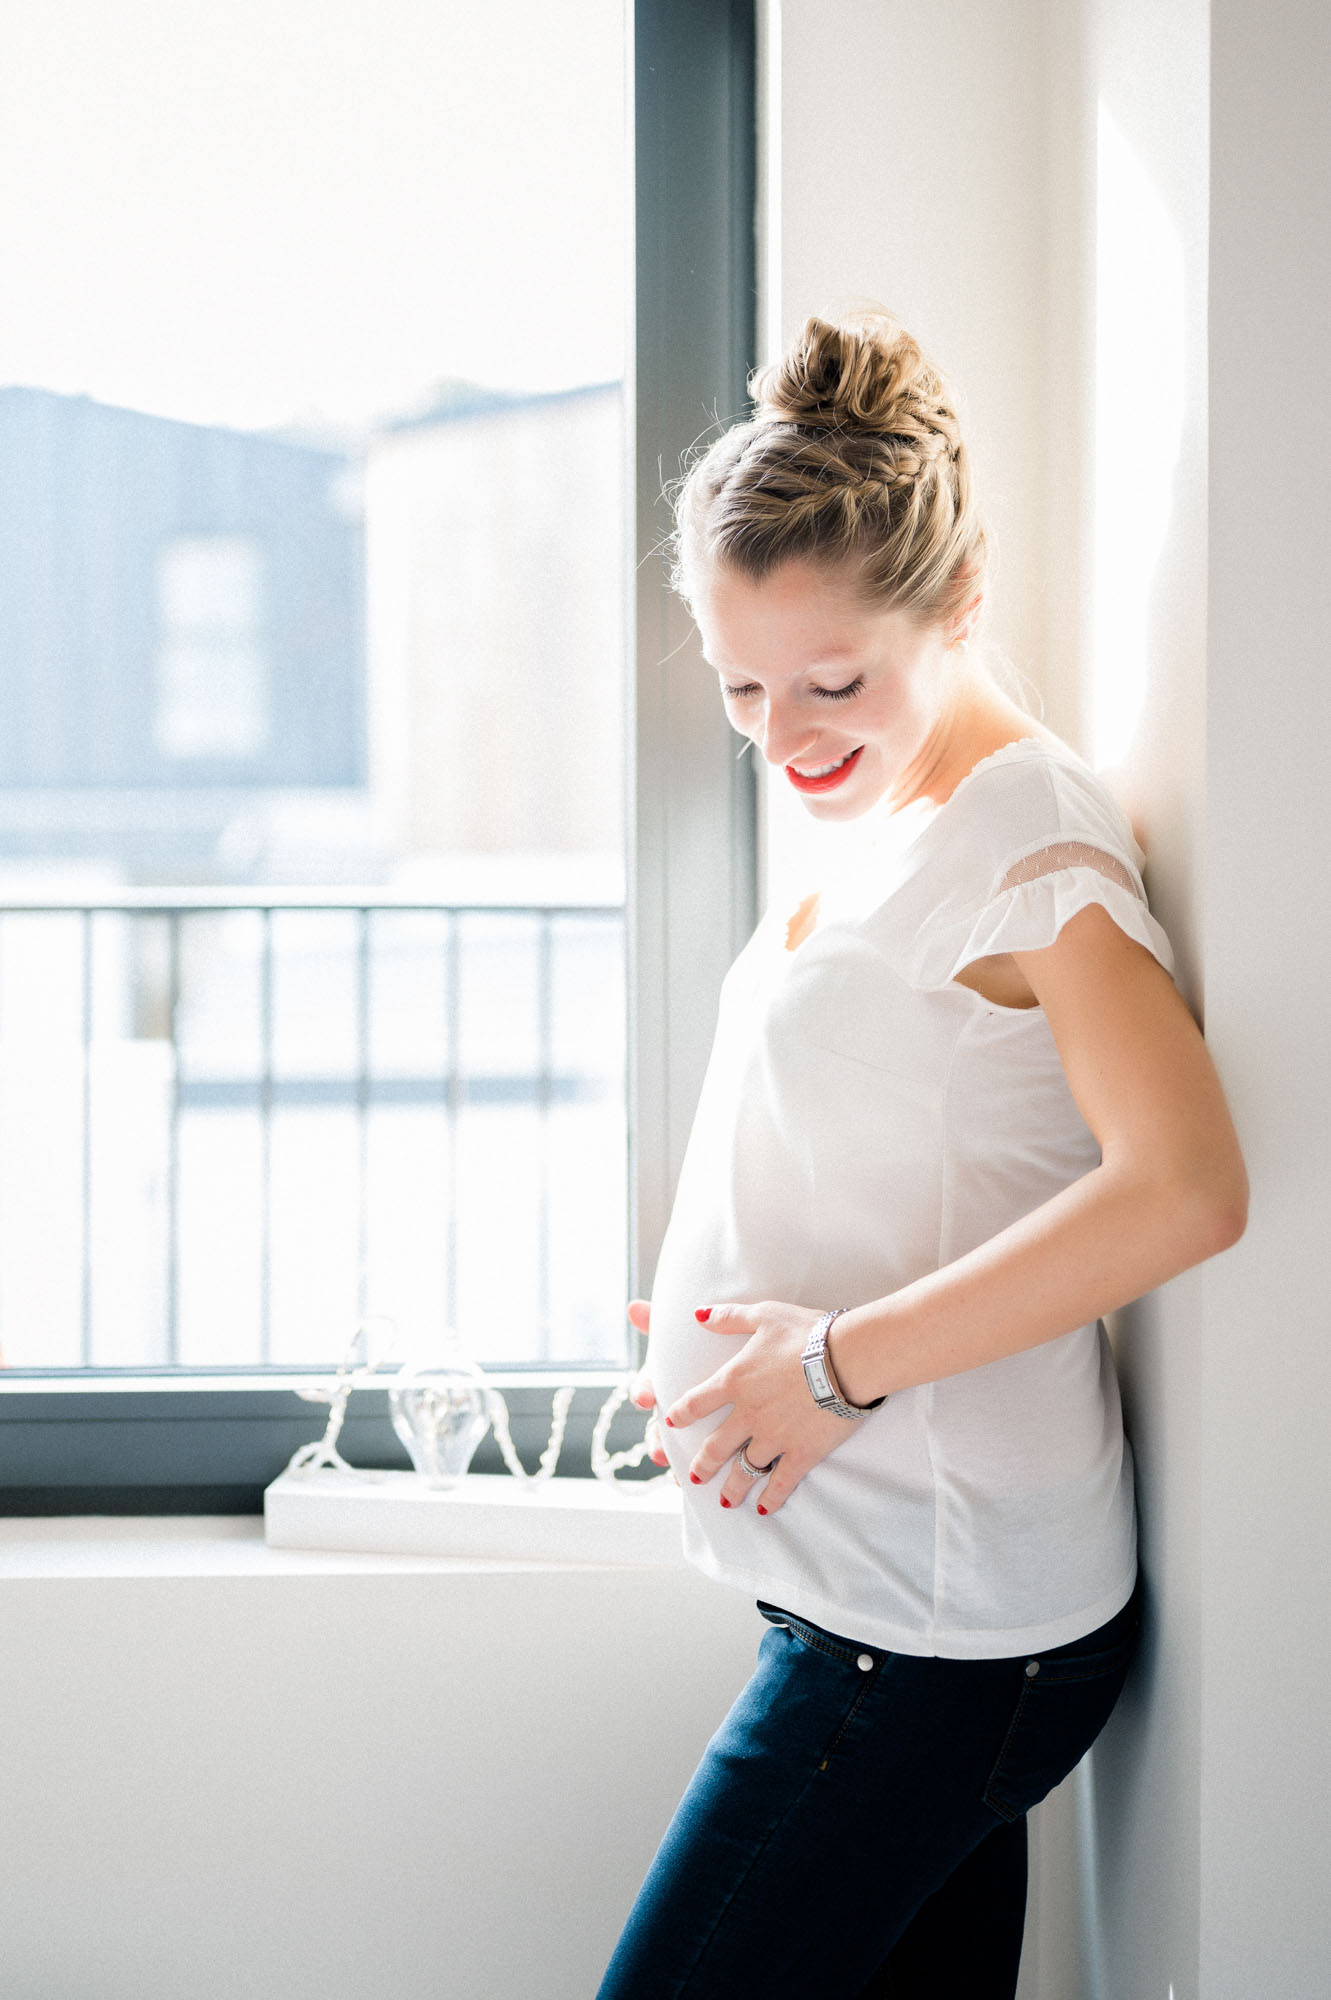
[648,736,1175,1659]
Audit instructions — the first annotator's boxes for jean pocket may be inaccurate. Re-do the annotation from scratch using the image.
[754,1602,884,1773]
[981,1622,1139,1823]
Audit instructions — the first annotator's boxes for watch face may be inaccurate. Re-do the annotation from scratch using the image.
[804,1357,833,1404]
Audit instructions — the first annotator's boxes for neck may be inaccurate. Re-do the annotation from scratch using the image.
[887,666,1012,813]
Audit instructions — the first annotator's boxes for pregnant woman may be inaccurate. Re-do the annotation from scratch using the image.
[597,309,1247,1998]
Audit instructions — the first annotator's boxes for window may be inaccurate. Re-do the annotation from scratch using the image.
[0,0,757,1509]
[155,536,271,762]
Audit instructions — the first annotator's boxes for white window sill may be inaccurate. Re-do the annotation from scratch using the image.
[0,1474,684,1581]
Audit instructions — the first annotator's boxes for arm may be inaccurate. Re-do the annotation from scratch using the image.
[666,902,1248,1510]
[832,902,1247,1403]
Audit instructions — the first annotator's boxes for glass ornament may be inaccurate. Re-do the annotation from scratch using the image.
[389,1347,491,1489]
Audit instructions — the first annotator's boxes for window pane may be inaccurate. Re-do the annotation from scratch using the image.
[156,536,271,761]
[0,0,629,1372]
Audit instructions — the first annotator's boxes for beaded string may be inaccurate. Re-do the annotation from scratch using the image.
[590,1380,672,1488]
[286,1318,668,1491]
[485,1384,576,1485]
[485,1380,671,1488]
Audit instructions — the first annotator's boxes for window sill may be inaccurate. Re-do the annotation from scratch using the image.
[0,1473,684,1580]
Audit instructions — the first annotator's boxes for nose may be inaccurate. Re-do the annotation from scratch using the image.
[755,699,818,769]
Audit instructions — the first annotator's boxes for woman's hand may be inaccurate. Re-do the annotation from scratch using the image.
[664,1300,866,1515]
[626,1299,671,1470]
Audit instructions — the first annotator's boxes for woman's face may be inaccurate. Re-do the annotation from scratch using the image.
[692,557,963,820]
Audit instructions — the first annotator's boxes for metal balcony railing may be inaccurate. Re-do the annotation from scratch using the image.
[0,893,628,1372]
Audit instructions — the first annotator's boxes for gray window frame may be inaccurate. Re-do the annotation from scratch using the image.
[0,0,758,1515]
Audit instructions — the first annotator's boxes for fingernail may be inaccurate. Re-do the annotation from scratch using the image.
[720,1496,731,1508]
[689,1472,701,1484]
[756,1505,768,1516]
[664,1416,675,1427]
[694,1307,712,1323]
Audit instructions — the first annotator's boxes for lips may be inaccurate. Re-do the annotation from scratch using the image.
[785,745,865,794]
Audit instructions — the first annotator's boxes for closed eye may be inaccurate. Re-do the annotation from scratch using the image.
[720,676,866,703]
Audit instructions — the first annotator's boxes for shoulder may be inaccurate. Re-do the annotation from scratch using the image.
[897,737,1174,990]
[935,737,1145,879]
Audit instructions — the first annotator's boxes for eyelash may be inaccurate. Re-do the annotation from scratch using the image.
[722,677,866,704]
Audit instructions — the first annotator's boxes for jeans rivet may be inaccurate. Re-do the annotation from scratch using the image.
[856,1653,874,1672]
[1025,1660,1041,1678]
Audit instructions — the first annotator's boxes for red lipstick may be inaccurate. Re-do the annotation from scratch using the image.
[785,745,864,794]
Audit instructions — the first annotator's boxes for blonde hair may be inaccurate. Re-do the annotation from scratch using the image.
[672,308,987,627]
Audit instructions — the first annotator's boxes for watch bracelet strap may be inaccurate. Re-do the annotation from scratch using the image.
[805,1306,887,1419]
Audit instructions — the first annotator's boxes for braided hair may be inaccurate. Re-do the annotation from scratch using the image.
[672,309,986,627]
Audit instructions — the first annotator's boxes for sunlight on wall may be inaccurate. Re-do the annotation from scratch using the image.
[1091,106,1187,769]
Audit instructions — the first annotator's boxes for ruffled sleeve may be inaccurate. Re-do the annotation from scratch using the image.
[904,836,1176,991]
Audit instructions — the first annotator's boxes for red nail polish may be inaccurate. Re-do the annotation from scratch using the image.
[694,1307,712,1323]
[689,1472,701,1484]
[720,1496,731,1508]
[756,1505,768,1516]
[664,1416,675,1427]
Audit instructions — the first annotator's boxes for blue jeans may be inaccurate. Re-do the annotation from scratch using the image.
[598,1581,1141,1999]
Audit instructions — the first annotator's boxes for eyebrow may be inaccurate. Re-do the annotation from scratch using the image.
[706,654,861,679]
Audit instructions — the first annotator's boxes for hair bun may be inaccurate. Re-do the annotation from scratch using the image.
[672,303,985,630]
[751,310,956,451]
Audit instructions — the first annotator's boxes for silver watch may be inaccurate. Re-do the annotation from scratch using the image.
[801,1307,887,1420]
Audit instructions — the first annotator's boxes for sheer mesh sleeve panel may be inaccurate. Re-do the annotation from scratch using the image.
[906,839,1176,989]
[998,841,1140,897]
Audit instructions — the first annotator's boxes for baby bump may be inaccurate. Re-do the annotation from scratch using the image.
[645,1163,817,1415]
[645,1237,747,1418]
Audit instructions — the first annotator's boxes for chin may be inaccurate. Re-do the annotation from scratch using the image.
[796,776,886,821]
[798,793,869,820]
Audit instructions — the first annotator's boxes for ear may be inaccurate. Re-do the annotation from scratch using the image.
[945,589,984,651]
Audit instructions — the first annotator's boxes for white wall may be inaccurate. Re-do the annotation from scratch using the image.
[0,1523,758,2000]
[1200,1,1331,1991]
[1064,1,1331,1993]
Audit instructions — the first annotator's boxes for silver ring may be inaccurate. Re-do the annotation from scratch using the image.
[736,1443,781,1480]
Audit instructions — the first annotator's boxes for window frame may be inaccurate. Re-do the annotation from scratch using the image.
[0,0,758,1515]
